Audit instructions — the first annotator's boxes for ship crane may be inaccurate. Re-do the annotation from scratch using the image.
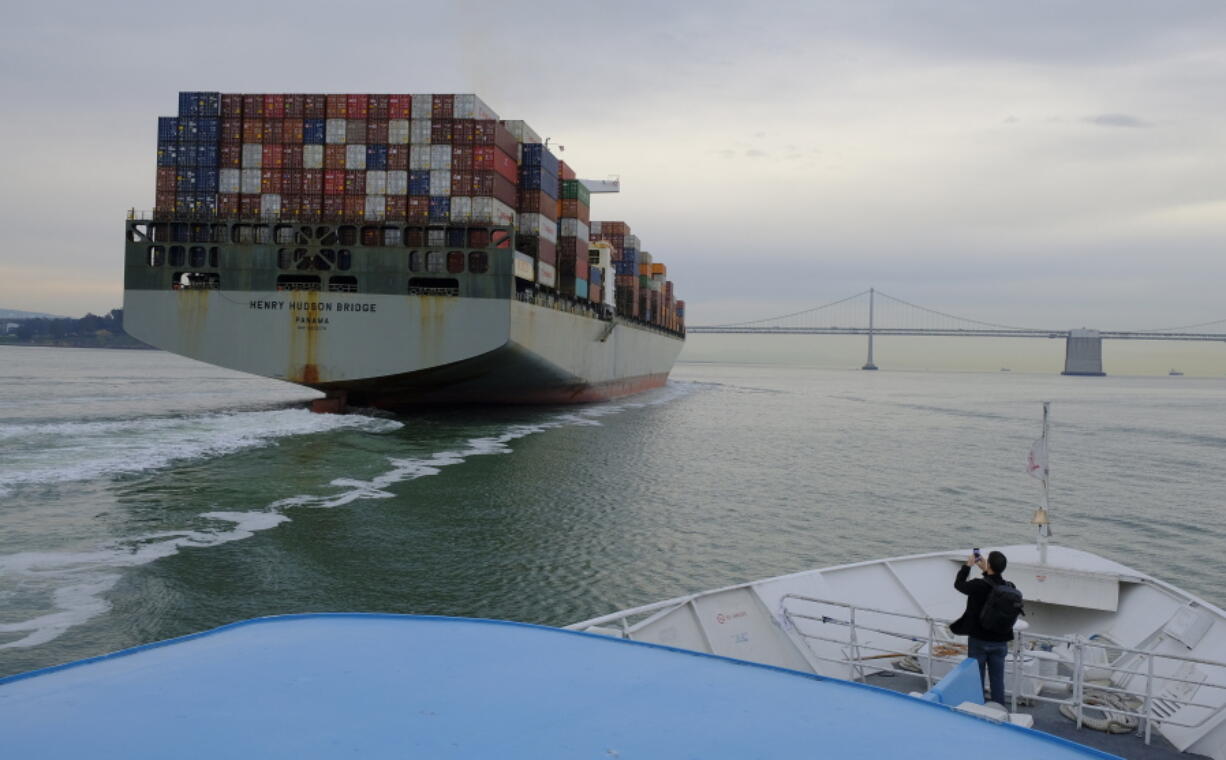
[578,177,621,194]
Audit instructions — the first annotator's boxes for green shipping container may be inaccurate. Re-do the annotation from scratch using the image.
[560,179,590,205]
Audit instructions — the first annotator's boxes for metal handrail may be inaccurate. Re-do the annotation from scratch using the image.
[780,595,1226,744]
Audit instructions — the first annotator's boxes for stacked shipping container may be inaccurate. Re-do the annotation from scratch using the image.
[155,92,681,332]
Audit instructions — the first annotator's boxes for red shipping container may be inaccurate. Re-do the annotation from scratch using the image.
[344,170,365,195]
[468,229,490,248]
[260,169,283,194]
[323,169,345,195]
[558,161,576,181]
[281,119,304,143]
[301,195,322,218]
[368,94,389,119]
[430,119,453,144]
[537,238,557,265]
[221,94,243,118]
[589,284,603,303]
[602,221,631,236]
[220,119,242,143]
[303,94,327,119]
[386,145,408,170]
[344,195,365,219]
[431,94,454,118]
[492,173,517,206]
[283,170,302,194]
[450,171,473,196]
[220,144,242,169]
[345,119,367,144]
[473,120,496,145]
[155,191,176,212]
[284,94,305,119]
[302,169,323,195]
[493,122,518,158]
[345,94,369,119]
[279,194,300,217]
[242,95,265,118]
[218,193,239,215]
[281,144,303,169]
[558,239,590,279]
[322,195,345,218]
[263,119,281,143]
[471,171,494,196]
[452,120,475,144]
[242,120,264,143]
[388,94,412,119]
[156,167,176,193]
[518,189,556,219]
[324,144,346,169]
[560,198,589,223]
[263,94,285,119]
[261,144,283,168]
[451,145,473,171]
[386,195,407,220]
[493,148,518,184]
[407,196,429,221]
[326,94,347,119]
[473,146,494,170]
[367,120,389,144]
[240,194,261,216]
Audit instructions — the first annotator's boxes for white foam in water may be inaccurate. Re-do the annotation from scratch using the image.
[0,383,695,652]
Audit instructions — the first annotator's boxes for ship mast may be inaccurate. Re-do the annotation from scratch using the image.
[1028,401,1052,563]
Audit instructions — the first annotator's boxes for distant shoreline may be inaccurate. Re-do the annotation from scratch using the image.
[0,340,155,351]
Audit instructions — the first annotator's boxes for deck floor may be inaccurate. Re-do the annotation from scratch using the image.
[864,670,1208,760]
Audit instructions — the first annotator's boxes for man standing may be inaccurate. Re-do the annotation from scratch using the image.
[951,550,1014,705]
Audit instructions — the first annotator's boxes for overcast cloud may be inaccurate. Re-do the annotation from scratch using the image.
[1,0,1223,329]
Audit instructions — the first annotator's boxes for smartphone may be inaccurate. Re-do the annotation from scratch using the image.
[973,548,981,560]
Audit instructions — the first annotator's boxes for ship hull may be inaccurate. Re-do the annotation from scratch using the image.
[124,289,683,408]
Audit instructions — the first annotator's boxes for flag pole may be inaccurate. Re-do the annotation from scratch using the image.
[1030,401,1052,564]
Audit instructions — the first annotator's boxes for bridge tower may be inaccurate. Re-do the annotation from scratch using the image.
[862,288,878,371]
[1061,329,1106,376]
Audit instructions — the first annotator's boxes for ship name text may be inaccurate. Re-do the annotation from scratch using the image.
[248,300,377,313]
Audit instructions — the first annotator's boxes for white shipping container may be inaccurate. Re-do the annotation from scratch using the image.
[472,95,498,121]
[219,169,241,194]
[519,213,557,243]
[410,119,431,144]
[365,195,386,221]
[409,145,431,170]
[326,119,347,144]
[430,144,452,170]
[452,94,497,121]
[470,197,516,225]
[260,194,281,217]
[386,170,408,195]
[449,196,472,223]
[626,235,641,250]
[365,170,387,195]
[502,120,541,144]
[537,261,557,288]
[429,170,451,196]
[427,228,446,246]
[241,169,262,194]
[411,94,433,119]
[346,144,367,170]
[241,144,263,168]
[559,218,590,240]
[388,119,410,144]
[302,144,324,169]
[590,221,602,235]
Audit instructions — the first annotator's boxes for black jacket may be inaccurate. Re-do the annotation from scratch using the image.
[950,565,1014,642]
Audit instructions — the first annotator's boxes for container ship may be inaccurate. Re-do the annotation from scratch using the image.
[123,92,685,410]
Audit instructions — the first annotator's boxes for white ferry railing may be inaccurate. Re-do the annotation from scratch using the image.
[779,594,1226,746]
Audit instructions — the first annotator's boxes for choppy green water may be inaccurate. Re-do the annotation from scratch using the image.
[4,344,1226,678]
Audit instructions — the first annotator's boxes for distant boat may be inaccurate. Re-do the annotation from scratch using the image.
[1169,369,1184,376]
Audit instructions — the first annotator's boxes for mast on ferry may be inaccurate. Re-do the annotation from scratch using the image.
[1027,401,1052,563]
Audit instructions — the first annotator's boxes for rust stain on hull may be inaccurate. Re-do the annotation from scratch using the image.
[288,290,324,384]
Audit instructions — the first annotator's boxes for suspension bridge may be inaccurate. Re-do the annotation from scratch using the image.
[687,289,1226,375]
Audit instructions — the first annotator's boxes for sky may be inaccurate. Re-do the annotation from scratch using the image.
[1,0,1224,335]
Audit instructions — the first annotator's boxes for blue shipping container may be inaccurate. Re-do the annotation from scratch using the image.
[178,92,221,118]
[446,228,466,247]
[428,196,450,221]
[158,117,180,142]
[520,143,560,175]
[176,169,198,193]
[157,144,180,167]
[195,144,219,168]
[366,144,388,170]
[196,193,219,215]
[589,267,603,286]
[176,145,197,168]
[182,118,219,143]
[303,119,326,144]
[409,170,430,195]
[622,246,639,262]
[519,166,559,199]
[197,168,219,193]
[614,260,637,276]
[576,278,589,299]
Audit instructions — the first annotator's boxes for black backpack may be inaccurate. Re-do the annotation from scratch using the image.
[979,580,1024,634]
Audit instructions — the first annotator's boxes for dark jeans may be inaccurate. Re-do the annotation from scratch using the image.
[968,637,1009,705]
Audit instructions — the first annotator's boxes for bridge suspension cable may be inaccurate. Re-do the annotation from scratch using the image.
[703,289,872,328]
[873,290,1055,332]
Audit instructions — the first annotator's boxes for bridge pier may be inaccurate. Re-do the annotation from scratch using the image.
[1061,329,1105,376]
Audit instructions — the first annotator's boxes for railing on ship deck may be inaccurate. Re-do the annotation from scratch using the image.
[780,594,1226,747]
